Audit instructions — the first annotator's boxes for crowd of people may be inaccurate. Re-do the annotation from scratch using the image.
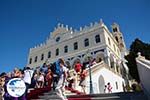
[0,58,94,100]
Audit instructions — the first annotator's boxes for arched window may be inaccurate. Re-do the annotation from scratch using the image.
[56,48,59,56]
[74,42,78,50]
[56,37,60,42]
[48,51,51,58]
[35,56,38,62]
[84,38,89,47]
[113,28,118,32]
[115,37,119,42]
[95,35,101,43]
[29,58,32,64]
[64,45,68,53]
[110,55,115,68]
[41,54,44,61]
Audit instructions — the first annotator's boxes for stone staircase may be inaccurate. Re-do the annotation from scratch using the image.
[68,92,149,100]
[30,90,148,100]
[26,82,149,100]
[38,91,62,100]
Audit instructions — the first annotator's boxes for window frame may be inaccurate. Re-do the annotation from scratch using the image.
[95,34,101,43]
[56,48,59,56]
[108,37,111,46]
[84,38,89,47]
[64,45,68,53]
[48,51,51,58]
[29,58,32,64]
[41,54,44,61]
[35,56,38,62]
[74,42,78,50]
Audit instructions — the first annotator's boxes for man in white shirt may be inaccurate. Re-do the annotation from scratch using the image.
[23,67,34,97]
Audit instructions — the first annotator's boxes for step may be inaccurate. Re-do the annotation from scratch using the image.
[68,96,121,100]
[67,92,148,100]
[43,91,58,95]
[39,95,62,99]
[36,90,149,100]
[31,99,62,100]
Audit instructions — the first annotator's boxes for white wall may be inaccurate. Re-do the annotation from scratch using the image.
[136,57,150,98]
[27,25,106,68]
[85,67,125,94]
[103,28,121,58]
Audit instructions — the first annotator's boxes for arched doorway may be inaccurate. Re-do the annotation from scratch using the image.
[98,75,105,93]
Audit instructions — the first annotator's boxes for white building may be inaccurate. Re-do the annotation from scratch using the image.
[27,19,129,93]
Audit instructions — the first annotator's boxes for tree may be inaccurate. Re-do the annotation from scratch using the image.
[125,38,150,82]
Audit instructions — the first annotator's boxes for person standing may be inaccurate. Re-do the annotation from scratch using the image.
[107,82,112,93]
[37,72,45,88]
[55,58,68,100]
[51,61,60,90]
[79,65,87,94]
[74,61,82,74]
[104,85,107,93]
[40,63,48,74]
[45,68,53,88]
[1,72,7,100]
[23,67,34,98]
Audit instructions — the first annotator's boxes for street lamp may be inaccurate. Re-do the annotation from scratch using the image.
[85,49,94,94]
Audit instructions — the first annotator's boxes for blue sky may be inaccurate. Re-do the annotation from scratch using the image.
[0,0,150,73]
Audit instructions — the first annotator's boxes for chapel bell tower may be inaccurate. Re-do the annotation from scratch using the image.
[111,23,126,51]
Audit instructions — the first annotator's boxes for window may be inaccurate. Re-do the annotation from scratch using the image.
[84,38,89,47]
[95,35,101,43]
[113,28,118,32]
[120,37,122,40]
[108,38,111,45]
[48,51,51,58]
[111,61,114,68]
[115,37,119,42]
[35,56,38,62]
[74,42,78,50]
[64,45,68,53]
[116,65,119,73]
[29,58,32,64]
[56,37,60,42]
[41,54,44,61]
[116,82,118,89]
[56,48,59,56]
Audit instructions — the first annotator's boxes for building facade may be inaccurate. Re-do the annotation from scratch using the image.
[27,19,129,93]
[28,20,126,68]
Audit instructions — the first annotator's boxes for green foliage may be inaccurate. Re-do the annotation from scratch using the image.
[125,38,150,82]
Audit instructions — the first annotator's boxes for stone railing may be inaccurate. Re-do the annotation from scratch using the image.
[85,61,119,76]
[136,53,150,99]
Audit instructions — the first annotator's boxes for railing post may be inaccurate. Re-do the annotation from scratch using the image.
[89,64,94,94]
